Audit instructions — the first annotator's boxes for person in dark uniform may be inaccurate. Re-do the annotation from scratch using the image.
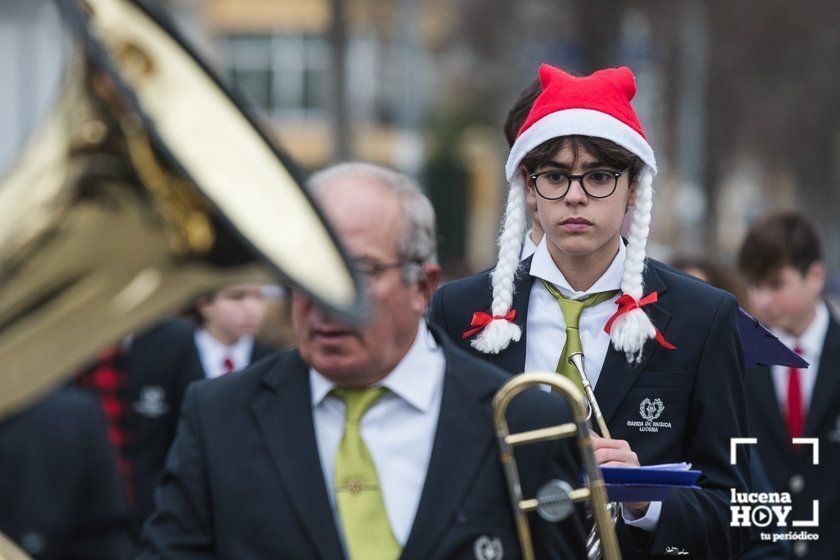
[138,162,586,559]
[430,64,751,559]
[0,388,134,560]
[738,210,840,560]
[127,286,275,526]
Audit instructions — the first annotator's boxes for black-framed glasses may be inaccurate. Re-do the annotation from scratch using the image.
[351,258,422,278]
[529,168,629,200]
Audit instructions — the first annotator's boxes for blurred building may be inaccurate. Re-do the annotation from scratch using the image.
[204,0,507,271]
[205,0,442,171]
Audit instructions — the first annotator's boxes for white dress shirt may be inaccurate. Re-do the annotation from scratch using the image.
[524,237,661,530]
[770,301,829,415]
[525,237,625,388]
[520,229,540,260]
[194,329,254,379]
[310,321,445,546]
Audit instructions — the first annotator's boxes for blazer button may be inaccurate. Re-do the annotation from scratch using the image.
[793,541,809,557]
[790,474,805,494]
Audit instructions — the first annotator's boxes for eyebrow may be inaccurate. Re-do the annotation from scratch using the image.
[537,160,613,171]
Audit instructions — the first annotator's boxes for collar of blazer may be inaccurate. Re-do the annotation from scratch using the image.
[496,255,672,426]
[252,323,503,560]
[804,314,840,438]
[748,314,840,453]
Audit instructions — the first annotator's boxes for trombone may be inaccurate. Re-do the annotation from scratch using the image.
[492,368,621,560]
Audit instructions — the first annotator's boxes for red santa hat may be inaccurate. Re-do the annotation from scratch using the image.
[471,64,659,362]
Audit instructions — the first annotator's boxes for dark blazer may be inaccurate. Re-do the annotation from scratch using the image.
[0,389,134,560]
[430,257,752,559]
[137,326,587,559]
[745,311,840,559]
[127,319,275,526]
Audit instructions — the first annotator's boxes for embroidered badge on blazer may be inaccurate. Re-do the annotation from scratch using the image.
[473,535,504,560]
[133,385,169,417]
[626,397,672,432]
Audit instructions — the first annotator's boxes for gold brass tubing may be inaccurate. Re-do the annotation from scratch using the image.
[504,423,578,446]
[492,371,621,560]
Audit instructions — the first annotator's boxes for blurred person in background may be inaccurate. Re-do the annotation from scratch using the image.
[77,318,194,530]
[670,254,787,559]
[504,78,544,260]
[669,255,748,310]
[738,210,840,560]
[128,283,275,526]
[0,388,134,559]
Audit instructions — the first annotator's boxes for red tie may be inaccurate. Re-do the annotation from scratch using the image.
[222,356,235,374]
[786,346,805,439]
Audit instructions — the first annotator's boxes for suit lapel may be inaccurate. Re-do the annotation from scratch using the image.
[401,342,498,559]
[493,259,535,374]
[594,263,672,426]
[804,316,840,437]
[250,353,344,560]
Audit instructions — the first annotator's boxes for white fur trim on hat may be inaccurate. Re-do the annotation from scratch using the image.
[505,109,657,181]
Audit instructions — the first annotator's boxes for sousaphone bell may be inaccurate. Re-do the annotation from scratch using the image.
[0,0,366,420]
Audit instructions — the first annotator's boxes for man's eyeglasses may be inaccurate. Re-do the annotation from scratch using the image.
[528,168,629,200]
[352,258,422,278]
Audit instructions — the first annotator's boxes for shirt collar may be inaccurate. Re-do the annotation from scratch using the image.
[772,301,830,363]
[310,321,443,413]
[520,230,540,259]
[529,236,625,299]
[195,329,254,367]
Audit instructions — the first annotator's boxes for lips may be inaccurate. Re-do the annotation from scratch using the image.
[312,326,354,340]
[561,217,592,225]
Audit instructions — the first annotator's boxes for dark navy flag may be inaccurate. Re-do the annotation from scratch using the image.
[737,308,809,368]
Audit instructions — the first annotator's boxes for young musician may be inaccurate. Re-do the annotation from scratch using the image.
[431,64,751,559]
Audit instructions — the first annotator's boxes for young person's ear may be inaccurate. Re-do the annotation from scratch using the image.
[626,177,638,212]
[521,167,538,206]
[805,261,825,295]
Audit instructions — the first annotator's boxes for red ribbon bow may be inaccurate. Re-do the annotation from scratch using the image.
[462,310,517,339]
[604,292,676,350]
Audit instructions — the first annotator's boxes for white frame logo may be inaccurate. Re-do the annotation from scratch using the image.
[729,437,820,548]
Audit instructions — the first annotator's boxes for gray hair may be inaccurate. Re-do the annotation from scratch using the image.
[308,162,438,284]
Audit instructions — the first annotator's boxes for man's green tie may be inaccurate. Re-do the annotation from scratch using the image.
[541,280,618,391]
[333,387,401,560]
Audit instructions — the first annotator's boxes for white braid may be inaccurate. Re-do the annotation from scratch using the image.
[471,175,526,354]
[610,167,656,362]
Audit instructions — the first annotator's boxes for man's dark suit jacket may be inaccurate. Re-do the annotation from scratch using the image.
[745,310,840,559]
[127,319,275,526]
[138,326,587,559]
[430,257,752,559]
[0,389,134,560]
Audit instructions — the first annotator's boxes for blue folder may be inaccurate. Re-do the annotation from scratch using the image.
[598,465,702,502]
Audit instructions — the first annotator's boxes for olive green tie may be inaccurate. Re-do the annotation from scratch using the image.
[333,387,401,560]
[541,279,618,391]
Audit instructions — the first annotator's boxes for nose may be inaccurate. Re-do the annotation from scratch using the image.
[564,177,588,205]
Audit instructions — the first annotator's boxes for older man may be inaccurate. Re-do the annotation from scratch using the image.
[138,162,586,559]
